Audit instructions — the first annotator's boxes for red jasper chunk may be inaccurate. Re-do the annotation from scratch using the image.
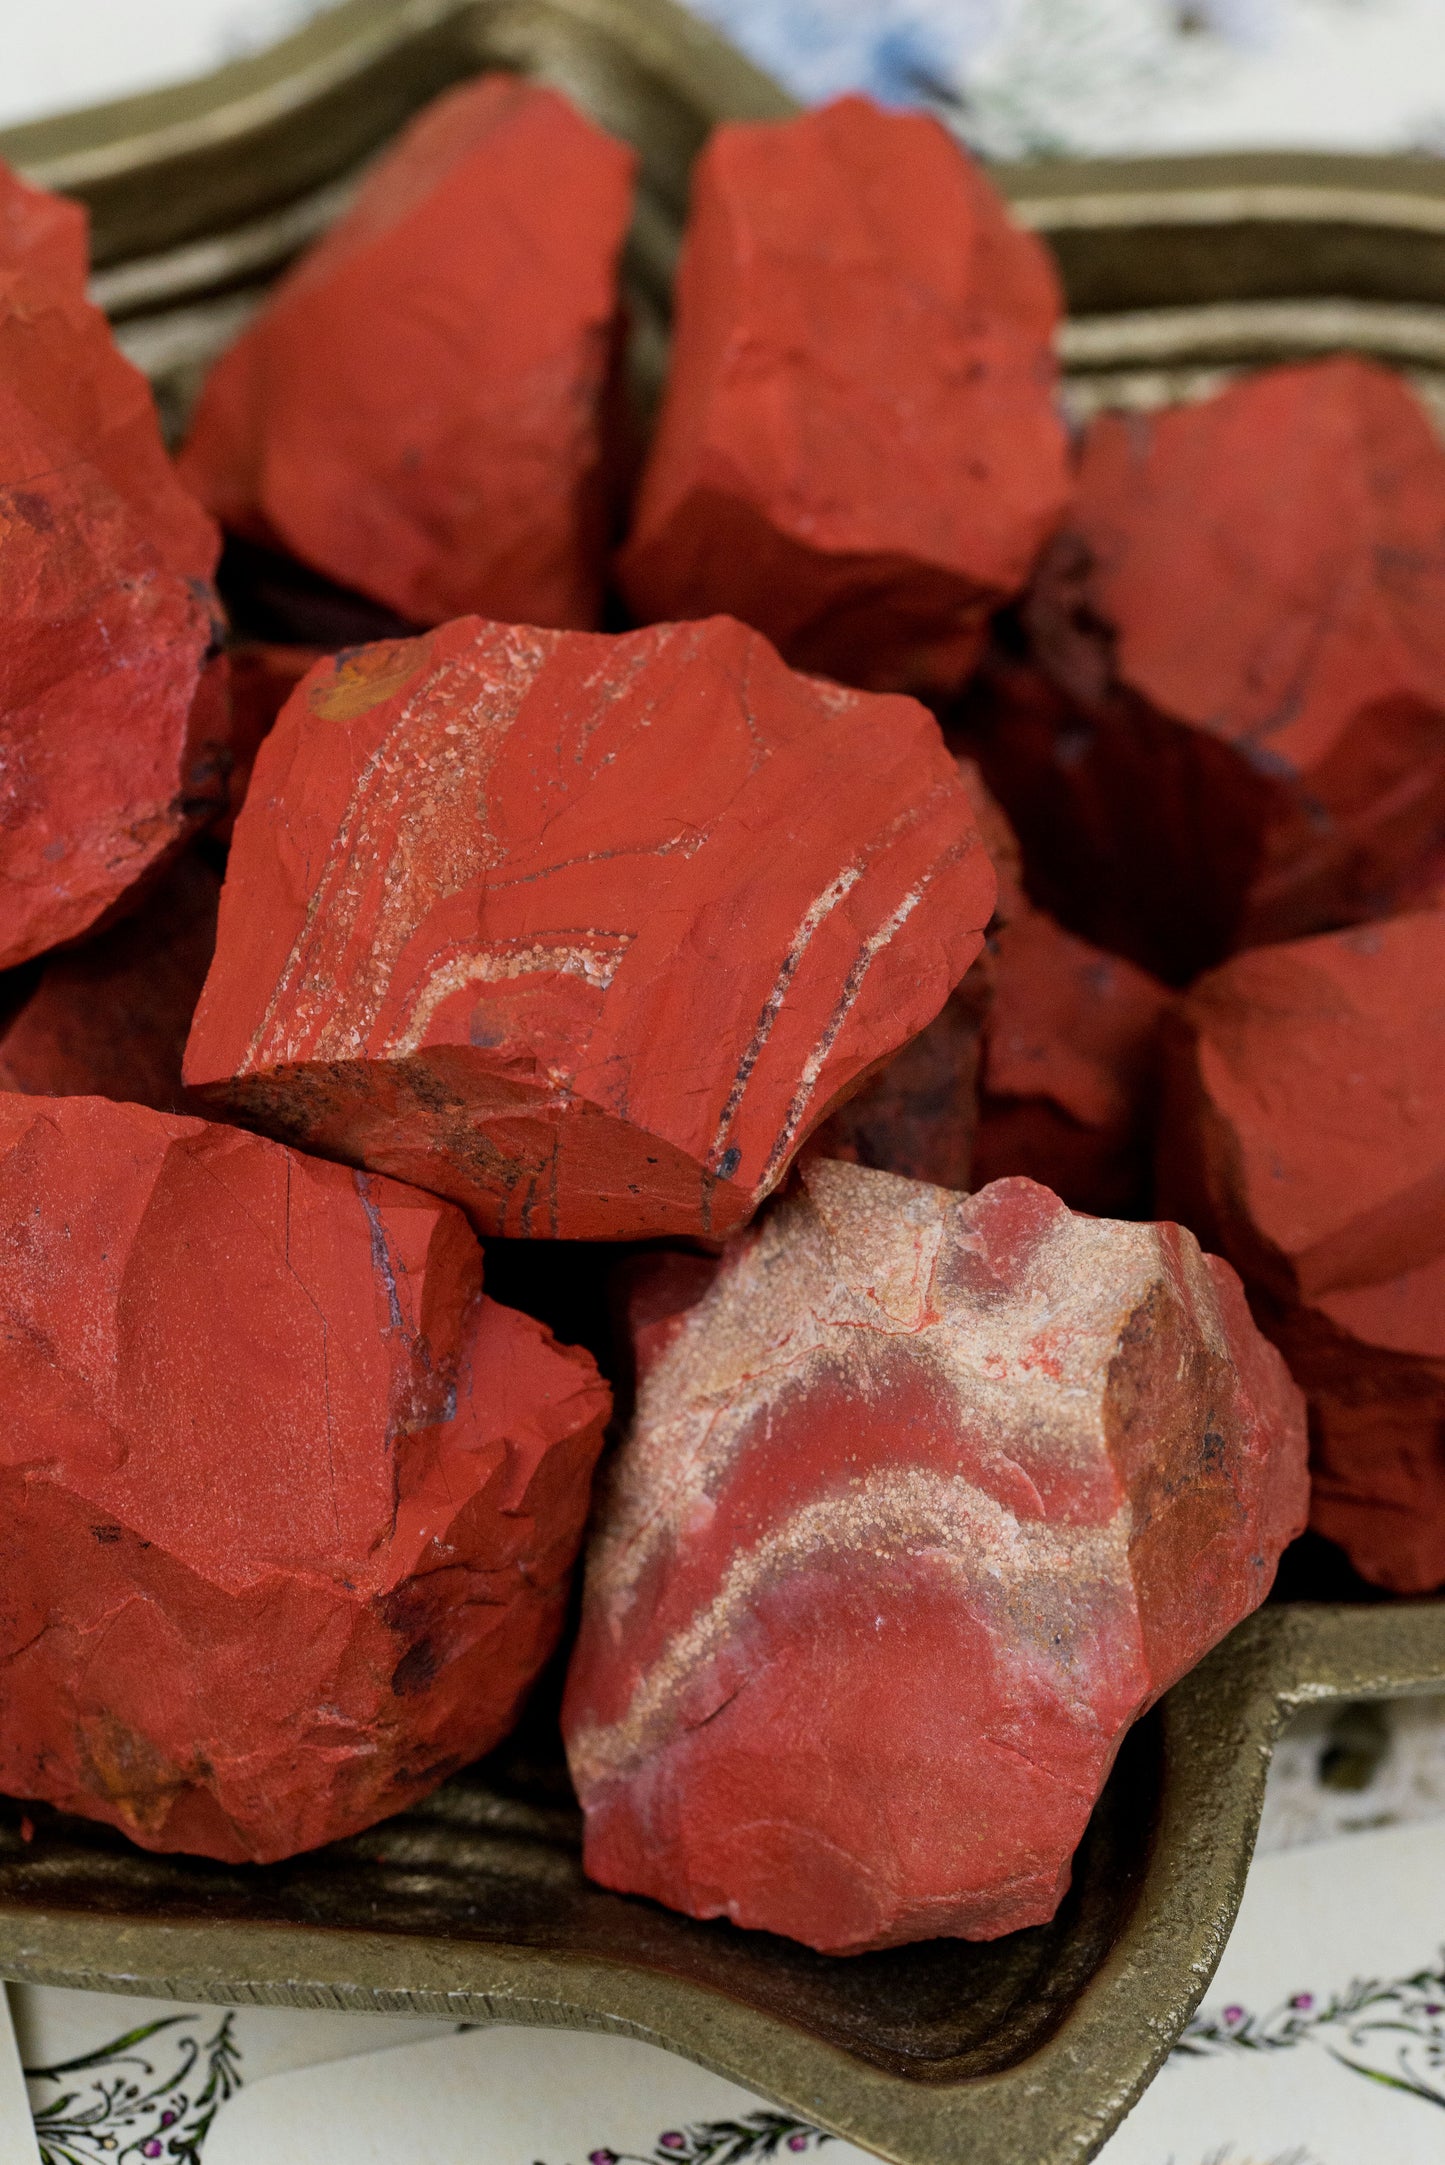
[0,269,218,585]
[1159,911,1445,1593]
[0,271,225,971]
[0,852,219,1112]
[973,906,1170,1217]
[0,1093,610,1862]
[563,1158,1307,1953]
[220,641,324,839]
[177,76,635,631]
[960,358,1445,980]
[807,976,987,1193]
[617,96,1068,698]
[182,614,994,1241]
[817,759,1168,1212]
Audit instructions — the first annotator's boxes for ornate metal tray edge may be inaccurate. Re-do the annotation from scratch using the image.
[4,1604,1444,2165]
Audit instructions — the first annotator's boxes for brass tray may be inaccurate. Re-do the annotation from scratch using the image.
[5,5,1445,2160]
[3,1607,1444,2165]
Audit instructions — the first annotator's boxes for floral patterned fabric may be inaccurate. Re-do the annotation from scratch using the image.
[6,1693,1445,2165]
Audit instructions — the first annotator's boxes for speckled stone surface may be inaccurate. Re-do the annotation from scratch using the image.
[565,1157,1308,1951]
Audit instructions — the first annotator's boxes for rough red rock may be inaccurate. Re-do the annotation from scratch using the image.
[221,641,324,839]
[177,75,635,630]
[0,853,220,1112]
[609,1246,724,1412]
[0,269,226,970]
[807,758,1013,1186]
[806,976,986,1192]
[0,269,219,585]
[957,358,1445,981]
[0,159,88,293]
[1157,912,1445,1592]
[563,1157,1307,1953]
[0,1092,610,1862]
[816,758,1168,1211]
[973,907,1171,1217]
[183,614,994,1241]
[616,95,1068,699]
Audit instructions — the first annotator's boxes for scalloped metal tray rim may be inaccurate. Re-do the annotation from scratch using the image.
[2,1609,1441,2165]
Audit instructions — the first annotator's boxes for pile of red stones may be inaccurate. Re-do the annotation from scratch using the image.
[3,76,1438,1955]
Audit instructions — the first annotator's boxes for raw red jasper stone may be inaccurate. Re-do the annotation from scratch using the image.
[177,75,635,630]
[816,758,1167,1212]
[973,906,1170,1217]
[183,614,994,1241]
[0,1093,610,1862]
[806,974,986,1192]
[564,1158,1307,1953]
[958,358,1445,981]
[221,641,324,839]
[0,269,219,585]
[0,271,226,970]
[617,95,1068,698]
[825,763,1020,1192]
[806,758,1015,1188]
[0,853,220,1112]
[0,159,87,293]
[1158,912,1445,1593]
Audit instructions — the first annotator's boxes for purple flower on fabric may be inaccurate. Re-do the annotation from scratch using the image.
[160,2111,177,2127]
[1223,2005,1244,2024]
[788,2137,810,2153]
[141,2145,163,2160]
[1291,1993,1314,2011]
[660,2137,687,2153]
[589,2151,617,2163]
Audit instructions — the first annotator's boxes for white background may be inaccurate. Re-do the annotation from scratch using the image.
[5,0,1445,155]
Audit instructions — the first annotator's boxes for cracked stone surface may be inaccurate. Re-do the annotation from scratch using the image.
[617,95,1068,700]
[0,1092,610,1863]
[0,851,219,1112]
[959,357,1445,981]
[0,265,226,970]
[177,74,635,631]
[183,613,994,1241]
[563,1157,1307,1953]
[1159,910,1445,1593]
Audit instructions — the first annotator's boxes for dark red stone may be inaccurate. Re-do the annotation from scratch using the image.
[1158,912,1445,1592]
[564,1158,1307,1952]
[617,95,1068,698]
[0,1092,610,1861]
[220,641,324,840]
[177,75,635,631]
[806,977,985,1192]
[807,759,1015,1187]
[958,358,1445,981]
[973,906,1170,1217]
[815,758,1168,1211]
[183,614,994,1241]
[0,853,220,1112]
